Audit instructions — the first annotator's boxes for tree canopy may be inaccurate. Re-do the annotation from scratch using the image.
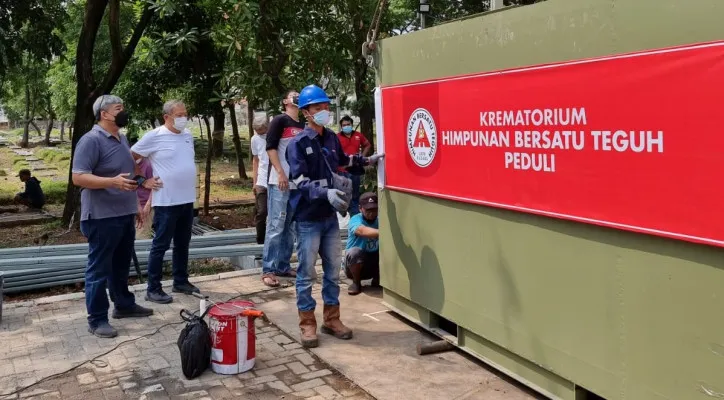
[0,0,547,224]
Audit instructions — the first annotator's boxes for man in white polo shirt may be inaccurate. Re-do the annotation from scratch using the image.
[131,100,199,304]
[251,114,270,244]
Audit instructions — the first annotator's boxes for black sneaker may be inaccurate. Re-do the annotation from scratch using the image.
[88,322,118,338]
[172,282,200,295]
[145,290,173,304]
[112,304,154,319]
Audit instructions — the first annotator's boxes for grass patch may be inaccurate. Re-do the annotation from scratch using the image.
[5,128,25,138]
[36,148,70,163]
[40,180,68,204]
[36,148,71,172]
[12,157,29,172]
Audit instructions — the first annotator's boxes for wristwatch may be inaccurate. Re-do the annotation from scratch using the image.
[132,175,146,188]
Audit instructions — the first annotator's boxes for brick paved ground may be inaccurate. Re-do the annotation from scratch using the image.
[0,270,373,400]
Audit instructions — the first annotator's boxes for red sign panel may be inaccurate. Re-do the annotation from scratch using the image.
[381,41,724,247]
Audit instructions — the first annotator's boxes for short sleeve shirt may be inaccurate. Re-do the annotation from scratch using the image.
[131,126,197,207]
[337,131,370,172]
[346,213,379,252]
[265,114,304,187]
[251,133,269,188]
[71,125,138,221]
[136,158,153,208]
[338,131,370,156]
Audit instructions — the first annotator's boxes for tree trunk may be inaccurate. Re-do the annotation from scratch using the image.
[203,116,213,216]
[227,104,248,180]
[31,120,43,137]
[211,107,225,157]
[60,121,65,141]
[62,0,155,226]
[63,99,95,226]
[44,118,54,146]
[45,92,55,146]
[68,120,73,141]
[197,117,204,140]
[149,119,156,128]
[21,82,30,148]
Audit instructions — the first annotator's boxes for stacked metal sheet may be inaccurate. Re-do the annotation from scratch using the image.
[0,230,348,294]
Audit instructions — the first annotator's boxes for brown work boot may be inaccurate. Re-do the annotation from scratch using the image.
[320,304,353,340]
[298,310,319,348]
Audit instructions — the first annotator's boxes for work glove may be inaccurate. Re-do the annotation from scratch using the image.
[327,189,349,214]
[331,173,353,200]
[367,153,385,165]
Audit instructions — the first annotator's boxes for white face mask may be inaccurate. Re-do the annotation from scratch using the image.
[311,110,331,126]
[173,117,188,131]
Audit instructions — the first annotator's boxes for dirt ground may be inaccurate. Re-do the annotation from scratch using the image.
[0,212,87,248]
[198,204,256,230]
[0,204,256,248]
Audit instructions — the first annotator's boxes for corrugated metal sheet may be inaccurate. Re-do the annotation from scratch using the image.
[0,230,348,293]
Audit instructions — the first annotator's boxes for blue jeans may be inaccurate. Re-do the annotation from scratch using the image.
[295,215,341,311]
[146,202,194,293]
[342,172,362,216]
[262,185,295,275]
[80,215,137,328]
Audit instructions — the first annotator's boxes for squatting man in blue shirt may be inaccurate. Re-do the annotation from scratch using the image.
[71,95,162,338]
[344,192,380,296]
[287,84,383,348]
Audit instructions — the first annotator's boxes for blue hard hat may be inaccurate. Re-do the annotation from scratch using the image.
[297,85,330,109]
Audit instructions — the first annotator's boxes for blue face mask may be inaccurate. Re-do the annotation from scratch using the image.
[312,110,331,126]
[341,126,353,134]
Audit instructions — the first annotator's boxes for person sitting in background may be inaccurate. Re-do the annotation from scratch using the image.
[251,114,270,244]
[344,192,380,295]
[336,116,371,216]
[14,169,45,210]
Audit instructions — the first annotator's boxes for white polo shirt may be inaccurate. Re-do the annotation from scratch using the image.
[251,133,269,188]
[131,126,197,207]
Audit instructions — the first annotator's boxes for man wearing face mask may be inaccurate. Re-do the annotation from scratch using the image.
[72,94,158,338]
[337,115,371,216]
[131,100,199,304]
[287,84,384,348]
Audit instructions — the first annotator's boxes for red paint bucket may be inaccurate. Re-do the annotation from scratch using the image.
[207,300,264,374]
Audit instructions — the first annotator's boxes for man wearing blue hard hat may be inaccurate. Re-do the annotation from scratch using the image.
[287,84,384,348]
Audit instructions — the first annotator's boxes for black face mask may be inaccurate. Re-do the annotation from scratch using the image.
[114,110,130,128]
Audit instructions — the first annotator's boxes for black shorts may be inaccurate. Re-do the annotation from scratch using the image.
[344,248,379,281]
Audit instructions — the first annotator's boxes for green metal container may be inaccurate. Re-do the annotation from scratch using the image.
[375,1,724,399]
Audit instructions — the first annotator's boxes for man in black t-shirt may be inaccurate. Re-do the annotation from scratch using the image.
[14,169,45,209]
[262,90,306,287]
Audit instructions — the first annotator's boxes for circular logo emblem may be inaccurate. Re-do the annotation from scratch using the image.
[407,108,437,168]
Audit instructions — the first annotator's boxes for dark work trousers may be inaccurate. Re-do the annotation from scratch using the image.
[254,186,268,244]
[146,202,194,293]
[80,214,137,328]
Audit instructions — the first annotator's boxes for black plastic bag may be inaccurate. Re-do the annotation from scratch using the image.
[177,309,212,379]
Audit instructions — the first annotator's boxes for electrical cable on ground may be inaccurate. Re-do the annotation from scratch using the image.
[0,284,291,399]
